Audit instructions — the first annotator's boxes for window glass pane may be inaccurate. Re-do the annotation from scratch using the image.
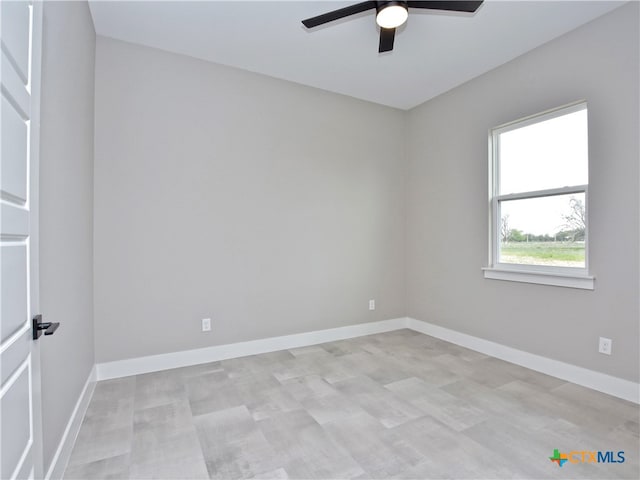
[499,108,588,194]
[499,193,586,268]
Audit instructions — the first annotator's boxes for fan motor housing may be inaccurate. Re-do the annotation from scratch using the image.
[376,1,408,14]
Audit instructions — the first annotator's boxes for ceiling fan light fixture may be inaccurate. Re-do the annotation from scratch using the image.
[376,2,408,29]
[301,1,484,52]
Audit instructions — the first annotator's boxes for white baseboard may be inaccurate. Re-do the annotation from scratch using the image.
[93,316,638,405]
[45,365,97,480]
[95,318,407,380]
[407,317,640,404]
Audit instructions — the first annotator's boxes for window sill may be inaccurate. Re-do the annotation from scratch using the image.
[482,267,594,290]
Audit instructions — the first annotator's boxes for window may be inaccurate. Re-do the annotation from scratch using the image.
[484,102,594,289]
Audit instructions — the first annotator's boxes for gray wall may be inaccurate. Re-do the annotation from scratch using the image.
[406,3,639,382]
[93,37,406,363]
[39,0,96,470]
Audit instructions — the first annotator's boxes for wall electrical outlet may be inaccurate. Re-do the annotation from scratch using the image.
[598,337,612,355]
[369,299,375,311]
[202,318,211,332]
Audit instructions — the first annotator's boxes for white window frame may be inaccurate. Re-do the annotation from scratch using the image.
[483,101,594,290]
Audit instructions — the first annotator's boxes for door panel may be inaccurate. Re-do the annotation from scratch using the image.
[1,202,29,234]
[0,0,30,82]
[1,245,28,341]
[1,96,29,202]
[0,361,33,480]
[0,331,30,385]
[0,1,42,478]
[1,53,30,117]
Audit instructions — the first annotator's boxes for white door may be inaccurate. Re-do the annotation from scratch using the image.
[1,1,43,479]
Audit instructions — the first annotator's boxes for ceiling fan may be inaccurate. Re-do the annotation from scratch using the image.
[302,1,483,53]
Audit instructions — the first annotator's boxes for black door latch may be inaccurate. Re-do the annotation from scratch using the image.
[32,314,60,340]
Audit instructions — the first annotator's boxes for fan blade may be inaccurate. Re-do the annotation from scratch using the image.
[379,27,396,53]
[302,1,376,28]
[407,1,483,13]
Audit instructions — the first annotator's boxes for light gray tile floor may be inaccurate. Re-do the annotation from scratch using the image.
[64,329,639,479]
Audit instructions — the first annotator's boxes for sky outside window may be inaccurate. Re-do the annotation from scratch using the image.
[498,109,587,235]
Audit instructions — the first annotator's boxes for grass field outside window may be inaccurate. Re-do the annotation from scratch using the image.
[500,241,585,268]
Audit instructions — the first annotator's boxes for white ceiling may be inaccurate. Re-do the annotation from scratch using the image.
[88,0,625,110]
